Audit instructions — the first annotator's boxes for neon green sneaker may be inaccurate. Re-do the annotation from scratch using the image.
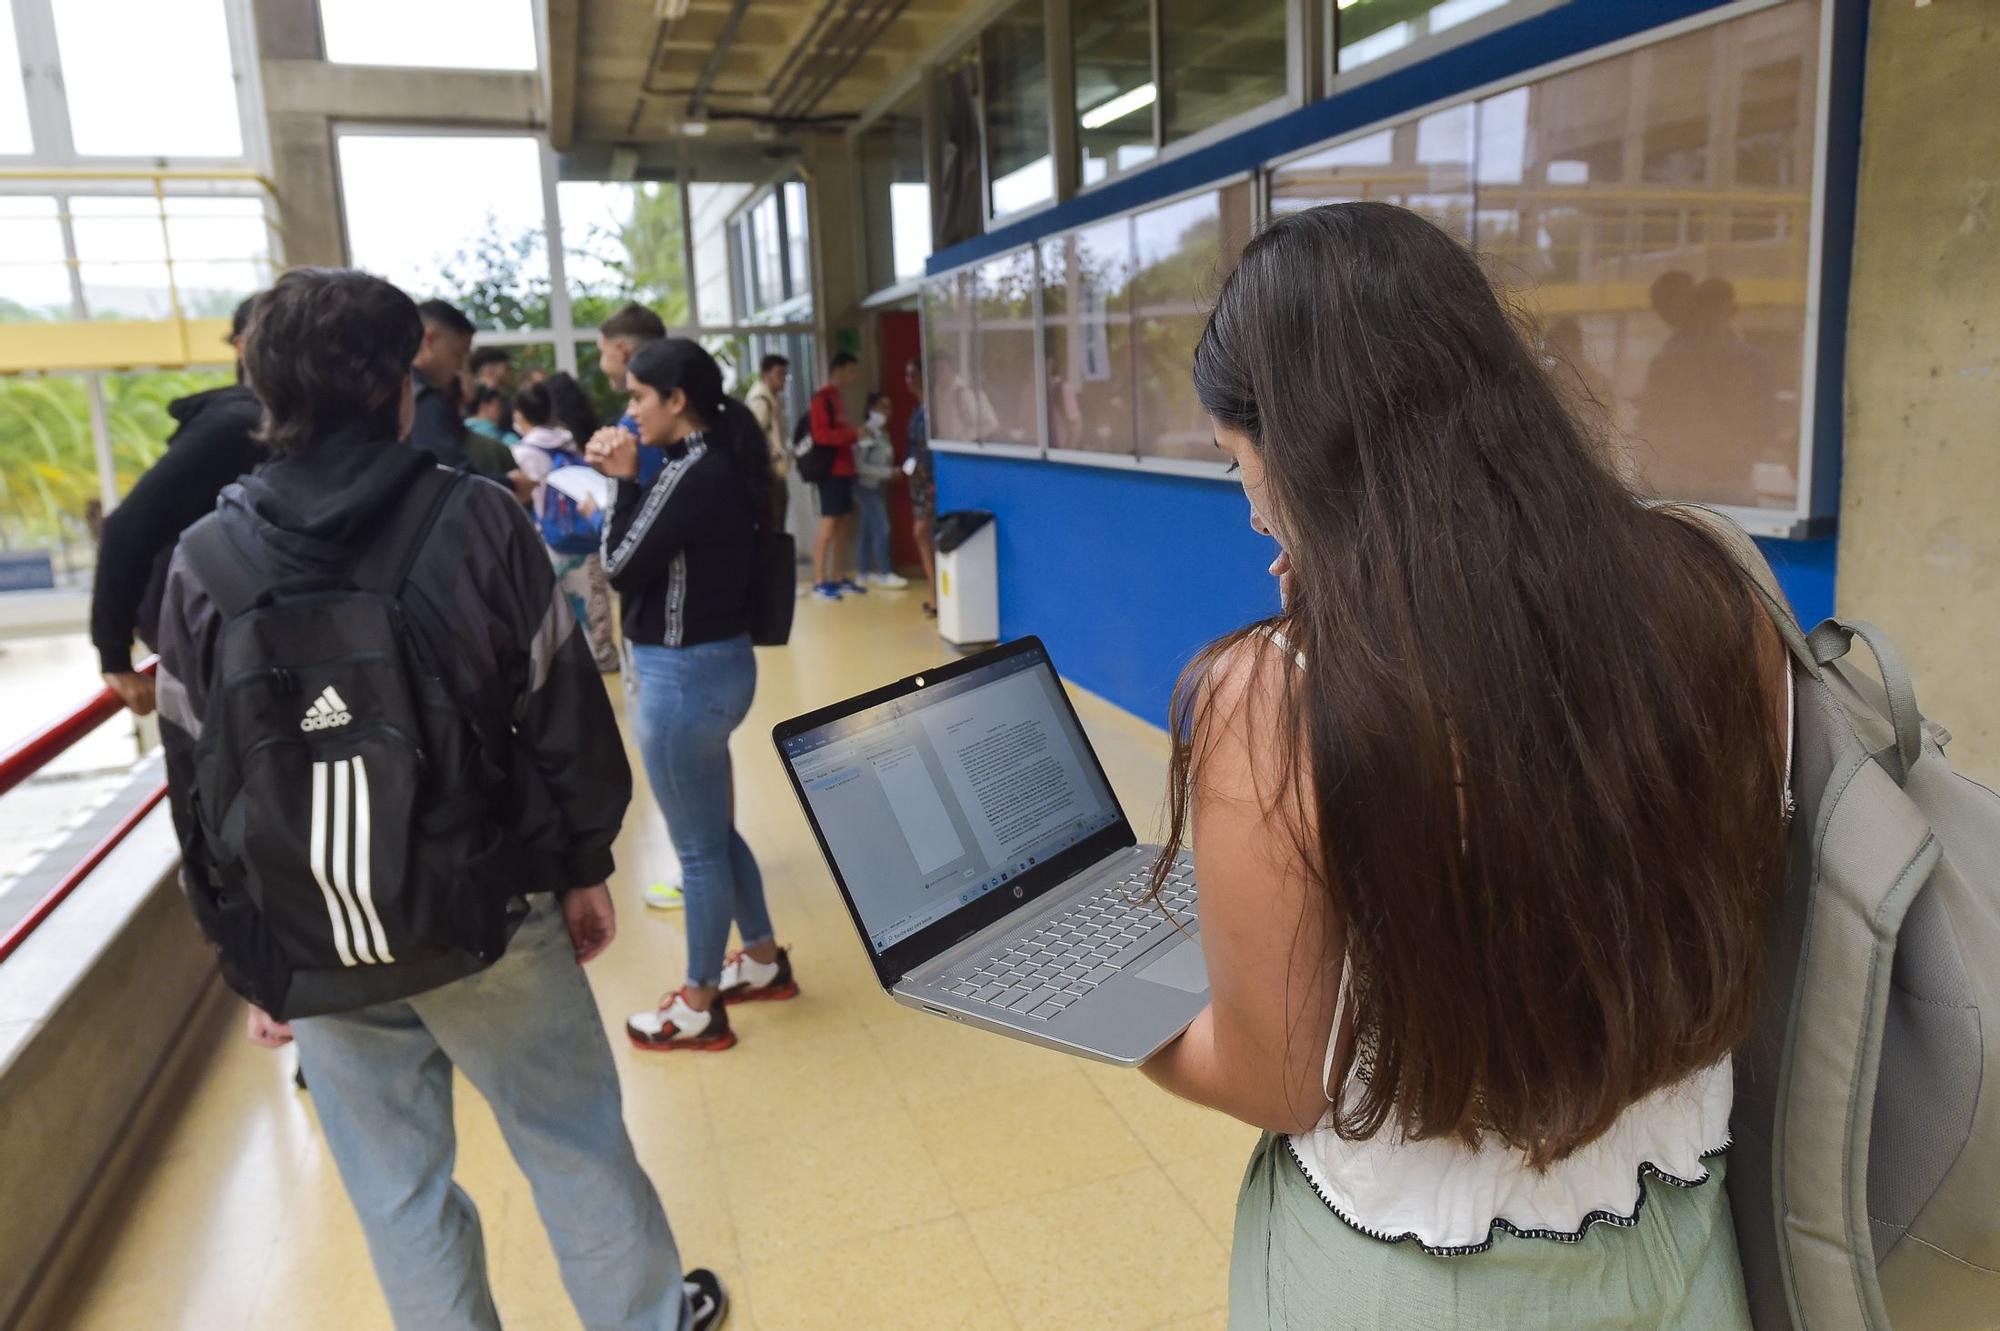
[643,880,685,910]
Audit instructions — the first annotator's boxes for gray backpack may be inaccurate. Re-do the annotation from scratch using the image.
[1690,509,2000,1331]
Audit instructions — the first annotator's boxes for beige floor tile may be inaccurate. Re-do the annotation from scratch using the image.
[912,1067,1152,1212]
[1087,1064,1263,1169]
[1157,1309,1230,1330]
[747,1216,1016,1331]
[870,1004,1075,1104]
[718,1104,957,1258]
[697,1024,904,1145]
[966,1168,1227,1331]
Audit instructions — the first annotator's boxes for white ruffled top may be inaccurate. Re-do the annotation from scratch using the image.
[1261,627,1792,1254]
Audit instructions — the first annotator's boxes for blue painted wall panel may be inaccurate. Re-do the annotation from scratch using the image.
[936,451,1839,727]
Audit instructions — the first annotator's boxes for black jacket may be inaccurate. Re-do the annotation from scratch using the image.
[603,433,758,648]
[152,432,632,908]
[89,384,263,674]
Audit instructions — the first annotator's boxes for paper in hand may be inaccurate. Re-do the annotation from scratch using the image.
[901,455,918,477]
[545,465,619,511]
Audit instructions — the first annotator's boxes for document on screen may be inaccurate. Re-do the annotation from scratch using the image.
[920,669,1097,866]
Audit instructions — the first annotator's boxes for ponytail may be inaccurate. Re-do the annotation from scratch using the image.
[627,338,777,529]
[712,394,776,530]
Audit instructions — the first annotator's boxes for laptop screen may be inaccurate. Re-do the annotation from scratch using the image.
[778,647,1124,955]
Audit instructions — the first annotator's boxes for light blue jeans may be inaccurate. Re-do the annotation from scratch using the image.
[854,484,891,578]
[291,898,689,1331]
[629,635,774,988]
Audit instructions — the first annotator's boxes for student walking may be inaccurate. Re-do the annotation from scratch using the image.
[1141,204,1780,1329]
[512,381,619,672]
[807,352,864,601]
[152,268,727,1331]
[853,391,907,589]
[588,338,798,1053]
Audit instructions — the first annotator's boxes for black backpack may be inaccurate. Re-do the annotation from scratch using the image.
[794,400,837,482]
[177,467,527,1020]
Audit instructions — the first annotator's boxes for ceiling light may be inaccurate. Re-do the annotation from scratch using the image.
[1081,82,1157,131]
[657,0,692,18]
[682,118,710,137]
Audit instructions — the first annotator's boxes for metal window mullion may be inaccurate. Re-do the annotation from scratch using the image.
[678,175,701,328]
[13,0,75,163]
[1148,0,1164,148]
[1045,0,1078,203]
[539,136,577,376]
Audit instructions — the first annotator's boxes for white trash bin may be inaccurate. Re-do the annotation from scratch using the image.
[934,510,998,648]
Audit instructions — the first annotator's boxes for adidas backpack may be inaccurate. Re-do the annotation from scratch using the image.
[1687,509,2000,1331]
[177,467,528,1020]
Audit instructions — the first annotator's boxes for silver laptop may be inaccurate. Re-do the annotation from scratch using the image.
[773,636,1207,1066]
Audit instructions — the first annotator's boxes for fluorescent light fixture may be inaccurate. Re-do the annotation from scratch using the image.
[1081,83,1157,131]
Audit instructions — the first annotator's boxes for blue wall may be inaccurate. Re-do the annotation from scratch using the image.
[936,452,1838,727]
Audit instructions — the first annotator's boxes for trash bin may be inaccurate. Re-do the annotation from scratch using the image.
[933,509,998,647]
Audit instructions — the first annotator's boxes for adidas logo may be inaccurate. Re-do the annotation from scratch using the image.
[300,686,353,733]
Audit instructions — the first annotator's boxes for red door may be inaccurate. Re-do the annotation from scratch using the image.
[877,309,923,569]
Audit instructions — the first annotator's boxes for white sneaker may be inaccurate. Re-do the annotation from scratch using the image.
[871,571,911,589]
[626,990,737,1051]
[718,947,799,1004]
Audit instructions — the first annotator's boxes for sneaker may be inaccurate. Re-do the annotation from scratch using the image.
[627,990,737,1052]
[684,1268,729,1330]
[871,571,912,590]
[718,947,799,1004]
[643,880,685,910]
[838,578,869,595]
[812,582,842,601]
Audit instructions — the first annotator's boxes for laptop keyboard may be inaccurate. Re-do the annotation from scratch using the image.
[940,857,1197,1022]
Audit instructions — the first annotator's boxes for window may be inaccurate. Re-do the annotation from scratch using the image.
[1132,182,1253,459]
[338,135,547,326]
[557,181,689,329]
[1160,0,1288,142]
[687,183,753,326]
[1474,2,1819,510]
[0,198,72,321]
[923,272,976,441]
[0,7,32,155]
[321,0,538,70]
[983,0,1054,219]
[859,87,932,291]
[1041,218,1136,455]
[1074,0,1156,186]
[932,46,985,249]
[52,0,242,157]
[1336,0,1517,72]
[784,181,812,304]
[67,196,270,320]
[1268,103,1475,239]
[972,250,1039,445]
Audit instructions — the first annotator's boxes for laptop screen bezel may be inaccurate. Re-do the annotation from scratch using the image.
[771,635,1138,990]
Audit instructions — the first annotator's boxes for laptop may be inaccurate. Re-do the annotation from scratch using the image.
[772,635,1207,1066]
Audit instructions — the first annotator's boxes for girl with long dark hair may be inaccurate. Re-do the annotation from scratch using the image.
[1141,203,1790,1327]
[590,338,799,1053]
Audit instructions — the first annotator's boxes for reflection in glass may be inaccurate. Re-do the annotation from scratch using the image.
[1478,1,1818,509]
[54,0,242,157]
[1336,0,1514,72]
[923,273,978,442]
[1161,0,1288,142]
[1132,182,1253,460]
[973,251,1039,446]
[933,46,985,249]
[557,182,690,327]
[1041,219,1136,455]
[1268,104,1474,239]
[689,182,754,327]
[859,86,932,289]
[984,0,1054,219]
[1074,0,1156,186]
[0,198,75,321]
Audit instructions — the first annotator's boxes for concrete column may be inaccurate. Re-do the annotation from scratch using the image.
[805,133,871,384]
[1839,0,2000,782]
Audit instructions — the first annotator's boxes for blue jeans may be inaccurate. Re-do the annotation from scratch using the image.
[291,899,688,1331]
[855,485,891,578]
[630,635,774,987]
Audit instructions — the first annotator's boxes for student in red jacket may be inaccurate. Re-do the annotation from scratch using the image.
[808,352,866,601]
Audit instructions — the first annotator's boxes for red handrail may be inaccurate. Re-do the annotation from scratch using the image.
[0,782,169,964]
[0,656,167,963]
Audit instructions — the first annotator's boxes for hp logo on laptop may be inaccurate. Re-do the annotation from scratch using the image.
[1012,885,1024,899]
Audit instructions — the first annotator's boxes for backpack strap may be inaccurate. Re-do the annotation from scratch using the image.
[350,465,460,597]
[177,515,267,622]
[1669,504,1820,675]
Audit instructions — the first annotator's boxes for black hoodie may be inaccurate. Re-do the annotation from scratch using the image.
[89,383,263,674]
[152,430,633,911]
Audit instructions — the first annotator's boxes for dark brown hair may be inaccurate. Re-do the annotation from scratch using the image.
[1167,202,1787,1166]
[627,338,775,530]
[600,301,666,343]
[241,268,422,455]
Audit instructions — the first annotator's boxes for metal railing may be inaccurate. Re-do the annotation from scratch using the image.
[0,658,166,964]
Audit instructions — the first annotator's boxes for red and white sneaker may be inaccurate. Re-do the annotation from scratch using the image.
[627,989,737,1052]
[718,947,799,1004]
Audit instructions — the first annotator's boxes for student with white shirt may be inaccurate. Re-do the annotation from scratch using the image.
[1140,203,1787,1329]
[852,391,908,589]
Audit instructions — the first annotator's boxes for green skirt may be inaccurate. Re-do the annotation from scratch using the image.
[1229,1133,1753,1330]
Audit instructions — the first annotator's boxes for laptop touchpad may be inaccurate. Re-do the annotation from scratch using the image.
[1134,936,1207,993]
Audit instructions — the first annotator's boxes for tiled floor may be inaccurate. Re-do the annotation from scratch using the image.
[56,586,1256,1330]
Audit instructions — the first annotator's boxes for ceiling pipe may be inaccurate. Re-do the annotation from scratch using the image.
[763,0,846,100]
[686,0,758,119]
[773,0,916,123]
[769,0,878,112]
